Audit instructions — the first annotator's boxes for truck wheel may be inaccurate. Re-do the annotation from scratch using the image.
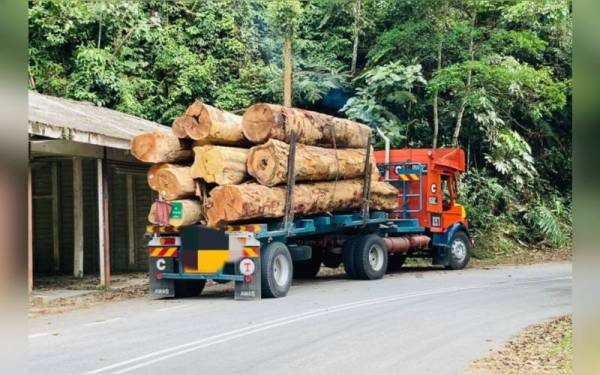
[353,234,388,280]
[387,254,407,272]
[293,250,322,279]
[342,237,358,279]
[446,231,471,270]
[174,279,206,298]
[261,242,293,298]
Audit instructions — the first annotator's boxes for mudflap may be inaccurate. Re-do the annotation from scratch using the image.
[149,256,176,299]
[234,256,261,300]
[432,246,450,266]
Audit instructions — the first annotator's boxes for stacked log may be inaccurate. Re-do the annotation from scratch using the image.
[131,101,397,228]
[206,180,398,228]
[242,103,372,147]
[191,145,249,185]
[246,138,378,187]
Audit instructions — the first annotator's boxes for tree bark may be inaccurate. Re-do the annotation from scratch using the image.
[452,13,476,147]
[283,35,293,107]
[131,132,193,163]
[350,0,362,76]
[148,199,203,227]
[191,145,249,185]
[205,180,398,228]
[179,101,245,145]
[153,164,196,200]
[242,103,372,147]
[247,138,378,186]
[432,41,442,148]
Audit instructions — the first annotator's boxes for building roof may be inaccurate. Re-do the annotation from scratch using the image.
[28,91,171,150]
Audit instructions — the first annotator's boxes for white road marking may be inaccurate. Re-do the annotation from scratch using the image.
[28,332,53,339]
[88,286,484,374]
[157,304,189,312]
[83,318,123,327]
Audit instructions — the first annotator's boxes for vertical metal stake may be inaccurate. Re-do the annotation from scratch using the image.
[283,130,297,234]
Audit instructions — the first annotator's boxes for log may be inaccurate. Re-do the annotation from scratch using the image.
[131,132,193,163]
[242,103,372,147]
[171,116,188,138]
[183,101,245,145]
[148,199,203,227]
[191,145,249,185]
[247,139,379,186]
[147,163,168,191]
[154,165,196,200]
[206,180,398,227]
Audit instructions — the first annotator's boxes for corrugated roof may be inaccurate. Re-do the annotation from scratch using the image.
[28,91,171,150]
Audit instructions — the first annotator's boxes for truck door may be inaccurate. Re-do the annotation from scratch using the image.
[426,172,442,231]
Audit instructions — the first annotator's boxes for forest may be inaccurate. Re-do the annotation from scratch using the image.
[28,0,572,256]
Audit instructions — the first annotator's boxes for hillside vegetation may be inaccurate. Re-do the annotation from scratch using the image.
[29,0,572,255]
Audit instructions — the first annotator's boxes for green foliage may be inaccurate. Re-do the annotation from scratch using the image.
[266,0,303,36]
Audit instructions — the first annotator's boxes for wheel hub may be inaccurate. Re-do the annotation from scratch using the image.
[273,254,290,286]
[451,239,467,261]
[368,245,385,271]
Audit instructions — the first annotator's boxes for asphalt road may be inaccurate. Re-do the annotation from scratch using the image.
[29,262,571,375]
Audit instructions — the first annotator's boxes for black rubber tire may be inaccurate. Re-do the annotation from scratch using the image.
[293,249,322,279]
[322,251,342,269]
[353,234,388,280]
[342,237,358,279]
[387,254,407,272]
[446,231,472,270]
[174,279,206,298]
[261,242,293,298]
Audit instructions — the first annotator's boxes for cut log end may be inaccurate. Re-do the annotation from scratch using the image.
[172,116,188,138]
[130,133,156,162]
[205,186,244,227]
[246,145,277,186]
[242,103,277,143]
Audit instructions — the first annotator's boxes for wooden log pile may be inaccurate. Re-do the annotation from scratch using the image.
[130,101,398,228]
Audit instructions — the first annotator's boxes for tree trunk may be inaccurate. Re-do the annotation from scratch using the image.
[452,13,476,147]
[179,101,245,145]
[171,116,188,138]
[242,103,372,147]
[191,145,249,185]
[148,199,203,227]
[205,180,398,228]
[131,132,193,163]
[153,164,196,200]
[147,163,169,190]
[432,41,442,149]
[350,0,362,76]
[247,139,378,186]
[283,35,293,107]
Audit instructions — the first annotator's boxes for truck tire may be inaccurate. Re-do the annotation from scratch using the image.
[174,279,206,298]
[353,234,388,280]
[387,254,407,272]
[342,237,358,279]
[261,242,293,298]
[446,231,471,270]
[293,250,322,279]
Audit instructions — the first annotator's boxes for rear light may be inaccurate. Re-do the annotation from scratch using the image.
[160,237,176,246]
[244,275,252,283]
[156,272,163,280]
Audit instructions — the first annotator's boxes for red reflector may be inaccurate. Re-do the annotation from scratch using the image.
[160,237,176,246]
[156,272,163,280]
[244,275,252,283]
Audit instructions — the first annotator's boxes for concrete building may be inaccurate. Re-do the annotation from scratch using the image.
[28,91,169,290]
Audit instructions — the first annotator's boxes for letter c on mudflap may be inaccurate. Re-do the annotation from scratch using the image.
[156,258,166,271]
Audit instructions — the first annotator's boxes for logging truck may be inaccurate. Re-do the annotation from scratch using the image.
[146,131,473,300]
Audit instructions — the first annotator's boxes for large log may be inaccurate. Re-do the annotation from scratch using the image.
[183,101,245,145]
[191,145,249,185]
[147,163,168,191]
[171,116,188,138]
[154,165,196,200]
[242,103,372,147]
[247,139,378,186]
[148,199,203,227]
[206,180,397,227]
[131,132,193,163]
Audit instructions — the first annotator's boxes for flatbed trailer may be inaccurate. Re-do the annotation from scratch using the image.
[146,130,473,300]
